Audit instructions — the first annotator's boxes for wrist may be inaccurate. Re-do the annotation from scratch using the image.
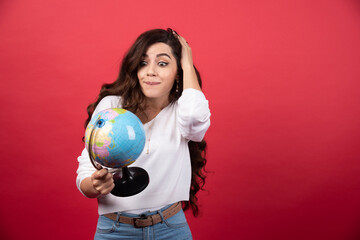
[182,63,194,72]
[182,67,201,91]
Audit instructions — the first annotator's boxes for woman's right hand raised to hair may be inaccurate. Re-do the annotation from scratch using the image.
[173,30,193,70]
[173,30,202,91]
[80,168,115,198]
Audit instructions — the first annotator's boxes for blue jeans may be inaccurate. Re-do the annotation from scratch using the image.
[94,204,192,240]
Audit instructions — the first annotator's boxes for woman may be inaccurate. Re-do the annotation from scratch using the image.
[76,28,211,239]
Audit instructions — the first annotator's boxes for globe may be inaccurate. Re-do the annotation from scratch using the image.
[85,108,146,169]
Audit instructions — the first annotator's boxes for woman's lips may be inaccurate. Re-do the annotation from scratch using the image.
[144,81,160,85]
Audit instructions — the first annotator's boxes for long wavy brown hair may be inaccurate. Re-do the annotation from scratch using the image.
[84,28,207,216]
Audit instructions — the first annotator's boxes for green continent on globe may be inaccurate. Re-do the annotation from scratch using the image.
[113,108,127,114]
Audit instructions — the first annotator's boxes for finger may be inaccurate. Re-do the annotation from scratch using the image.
[99,184,115,195]
[172,30,179,36]
[180,38,191,49]
[103,180,115,191]
[94,179,113,190]
[93,176,113,188]
[103,172,114,182]
[172,31,187,44]
[177,35,187,45]
[94,168,109,179]
[95,180,115,195]
[96,172,114,184]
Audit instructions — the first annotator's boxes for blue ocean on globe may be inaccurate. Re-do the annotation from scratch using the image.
[85,108,146,168]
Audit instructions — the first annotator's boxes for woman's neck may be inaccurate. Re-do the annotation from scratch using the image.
[140,98,169,123]
[147,96,169,110]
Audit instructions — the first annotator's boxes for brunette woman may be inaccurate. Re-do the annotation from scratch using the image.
[76,28,211,239]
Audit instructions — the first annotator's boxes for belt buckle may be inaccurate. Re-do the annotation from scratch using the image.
[133,214,148,228]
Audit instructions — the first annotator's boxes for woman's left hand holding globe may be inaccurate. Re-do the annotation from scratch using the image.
[80,168,115,198]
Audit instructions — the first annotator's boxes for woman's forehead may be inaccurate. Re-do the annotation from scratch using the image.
[144,42,173,57]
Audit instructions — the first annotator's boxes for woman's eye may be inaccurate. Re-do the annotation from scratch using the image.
[158,62,168,67]
[139,61,147,67]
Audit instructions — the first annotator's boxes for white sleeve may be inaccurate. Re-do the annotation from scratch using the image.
[176,88,211,142]
[76,148,95,197]
[92,95,122,118]
[75,96,121,197]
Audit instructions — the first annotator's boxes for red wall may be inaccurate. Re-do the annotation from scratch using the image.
[1,0,360,239]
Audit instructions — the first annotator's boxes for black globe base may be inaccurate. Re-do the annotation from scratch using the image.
[111,166,149,197]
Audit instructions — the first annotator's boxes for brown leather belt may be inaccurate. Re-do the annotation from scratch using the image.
[103,202,182,228]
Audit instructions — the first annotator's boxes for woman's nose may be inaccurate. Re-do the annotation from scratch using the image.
[146,62,157,76]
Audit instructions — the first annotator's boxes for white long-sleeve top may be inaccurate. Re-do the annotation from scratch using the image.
[76,88,211,215]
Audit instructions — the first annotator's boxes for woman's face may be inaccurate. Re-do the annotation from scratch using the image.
[137,42,178,106]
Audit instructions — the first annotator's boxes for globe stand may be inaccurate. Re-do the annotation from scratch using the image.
[111,166,149,197]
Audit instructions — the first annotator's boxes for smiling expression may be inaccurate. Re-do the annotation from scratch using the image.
[137,42,178,106]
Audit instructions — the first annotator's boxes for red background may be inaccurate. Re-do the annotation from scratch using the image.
[1,0,360,239]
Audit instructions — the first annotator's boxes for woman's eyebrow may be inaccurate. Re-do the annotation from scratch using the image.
[142,53,172,59]
[156,53,171,59]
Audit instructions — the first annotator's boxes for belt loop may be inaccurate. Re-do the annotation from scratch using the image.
[116,212,121,222]
[158,210,165,224]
